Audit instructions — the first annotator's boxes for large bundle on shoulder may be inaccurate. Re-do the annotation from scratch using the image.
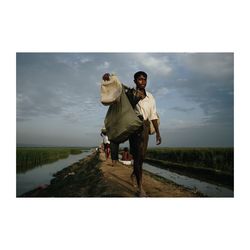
[100,74,143,143]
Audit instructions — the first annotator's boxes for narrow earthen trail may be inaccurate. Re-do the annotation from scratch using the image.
[98,151,200,197]
[21,151,202,197]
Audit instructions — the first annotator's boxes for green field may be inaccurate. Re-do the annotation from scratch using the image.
[16,147,89,173]
[146,147,234,174]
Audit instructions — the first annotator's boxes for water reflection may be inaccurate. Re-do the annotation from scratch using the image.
[143,163,233,197]
[16,150,92,196]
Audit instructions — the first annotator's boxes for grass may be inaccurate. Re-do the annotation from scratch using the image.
[146,147,234,174]
[16,147,89,173]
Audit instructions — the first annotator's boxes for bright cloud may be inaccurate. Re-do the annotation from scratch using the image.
[133,53,172,76]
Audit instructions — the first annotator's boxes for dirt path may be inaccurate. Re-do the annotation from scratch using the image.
[21,151,202,197]
[98,151,201,197]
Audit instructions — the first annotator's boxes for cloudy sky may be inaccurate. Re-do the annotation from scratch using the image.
[16,53,233,147]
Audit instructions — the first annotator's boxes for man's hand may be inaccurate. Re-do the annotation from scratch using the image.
[156,133,162,145]
[102,73,110,81]
[135,89,146,99]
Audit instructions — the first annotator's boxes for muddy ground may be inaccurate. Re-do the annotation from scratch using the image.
[21,150,202,197]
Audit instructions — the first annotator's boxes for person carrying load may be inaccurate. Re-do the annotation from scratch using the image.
[101,72,161,197]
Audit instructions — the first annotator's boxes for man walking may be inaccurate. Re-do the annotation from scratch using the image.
[102,71,161,197]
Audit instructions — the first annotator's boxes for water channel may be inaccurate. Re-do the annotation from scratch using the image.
[16,150,92,196]
[143,162,233,197]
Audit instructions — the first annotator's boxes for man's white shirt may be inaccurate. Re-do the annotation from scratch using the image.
[135,91,158,121]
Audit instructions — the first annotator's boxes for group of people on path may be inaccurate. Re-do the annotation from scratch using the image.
[100,71,161,197]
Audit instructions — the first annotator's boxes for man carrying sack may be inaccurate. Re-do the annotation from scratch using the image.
[101,71,161,197]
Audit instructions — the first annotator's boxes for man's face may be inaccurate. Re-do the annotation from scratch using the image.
[134,75,147,89]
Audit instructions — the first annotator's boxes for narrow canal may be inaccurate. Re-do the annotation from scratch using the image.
[16,150,92,196]
[143,162,233,197]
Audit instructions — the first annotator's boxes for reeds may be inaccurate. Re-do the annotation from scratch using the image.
[146,147,233,174]
[16,147,85,173]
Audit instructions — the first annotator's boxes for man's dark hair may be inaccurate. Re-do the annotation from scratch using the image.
[134,71,147,80]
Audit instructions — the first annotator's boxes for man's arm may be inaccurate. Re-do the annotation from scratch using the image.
[151,119,161,145]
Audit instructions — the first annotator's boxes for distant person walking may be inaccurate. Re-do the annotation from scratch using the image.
[100,129,110,160]
[102,71,161,197]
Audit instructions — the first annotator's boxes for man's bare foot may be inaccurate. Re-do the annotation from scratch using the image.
[112,160,117,167]
[136,188,147,197]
